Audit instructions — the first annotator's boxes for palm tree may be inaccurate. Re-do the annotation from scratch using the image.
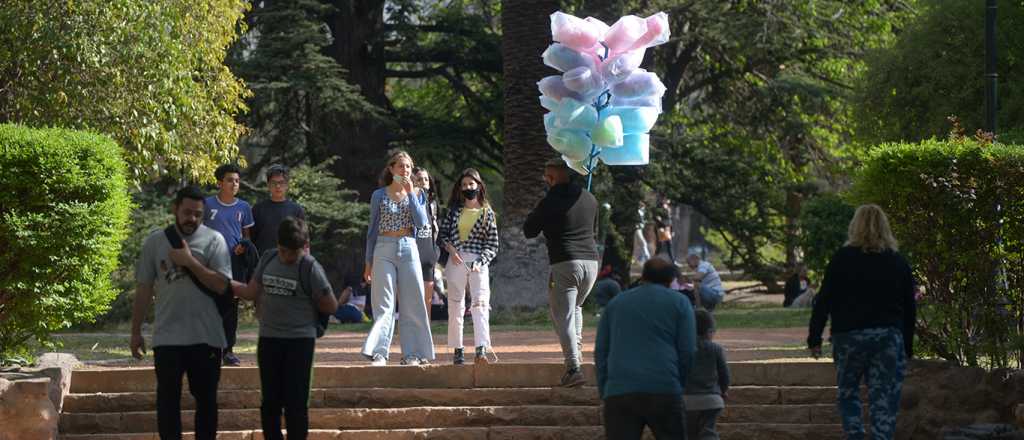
[491,0,561,307]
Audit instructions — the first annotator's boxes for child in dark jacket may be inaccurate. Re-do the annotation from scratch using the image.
[684,308,730,440]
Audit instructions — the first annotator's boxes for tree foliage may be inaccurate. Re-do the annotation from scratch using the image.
[229,0,383,172]
[0,0,251,184]
[636,0,915,285]
[0,124,131,362]
[851,136,1024,369]
[854,0,1024,144]
[799,193,856,276]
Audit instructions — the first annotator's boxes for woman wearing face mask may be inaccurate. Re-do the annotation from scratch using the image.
[361,151,435,366]
[412,167,440,319]
[438,168,500,365]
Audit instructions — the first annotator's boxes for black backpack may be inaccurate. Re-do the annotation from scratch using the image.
[257,249,332,338]
[163,226,232,317]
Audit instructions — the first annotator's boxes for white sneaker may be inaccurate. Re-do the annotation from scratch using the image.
[401,357,422,366]
[370,354,386,366]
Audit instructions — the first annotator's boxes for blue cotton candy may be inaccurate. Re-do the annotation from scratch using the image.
[600,134,649,165]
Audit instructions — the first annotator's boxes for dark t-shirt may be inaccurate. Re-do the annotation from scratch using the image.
[252,199,306,254]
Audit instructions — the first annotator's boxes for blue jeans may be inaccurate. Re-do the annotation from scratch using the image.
[699,284,724,311]
[361,236,435,361]
[832,327,906,440]
[334,304,365,323]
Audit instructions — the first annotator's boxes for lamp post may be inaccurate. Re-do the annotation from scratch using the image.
[985,0,997,134]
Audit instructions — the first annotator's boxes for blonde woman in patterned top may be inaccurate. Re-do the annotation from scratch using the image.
[438,168,500,365]
[361,151,434,366]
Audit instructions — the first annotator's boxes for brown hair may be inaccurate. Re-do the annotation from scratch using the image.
[447,168,490,209]
[845,204,898,253]
[277,217,310,250]
[378,150,415,187]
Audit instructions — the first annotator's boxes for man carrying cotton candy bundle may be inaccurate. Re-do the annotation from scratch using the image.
[538,11,671,180]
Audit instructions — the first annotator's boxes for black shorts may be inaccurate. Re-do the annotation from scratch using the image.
[421,262,435,282]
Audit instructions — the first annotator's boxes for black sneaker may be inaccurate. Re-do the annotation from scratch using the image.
[559,367,585,388]
[453,348,465,365]
[222,352,241,367]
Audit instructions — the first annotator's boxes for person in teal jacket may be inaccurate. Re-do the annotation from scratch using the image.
[595,257,696,440]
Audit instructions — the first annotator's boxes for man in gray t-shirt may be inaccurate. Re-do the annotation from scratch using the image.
[234,216,337,439]
[130,186,233,440]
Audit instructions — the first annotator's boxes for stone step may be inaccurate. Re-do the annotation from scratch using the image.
[63,385,837,413]
[60,423,844,440]
[59,404,839,434]
[69,362,836,394]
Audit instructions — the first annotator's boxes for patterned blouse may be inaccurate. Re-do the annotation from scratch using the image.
[379,195,413,233]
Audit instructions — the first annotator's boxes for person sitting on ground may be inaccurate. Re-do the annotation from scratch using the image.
[595,257,696,440]
[232,217,339,440]
[784,264,815,308]
[686,254,725,311]
[684,308,730,440]
[334,274,369,324]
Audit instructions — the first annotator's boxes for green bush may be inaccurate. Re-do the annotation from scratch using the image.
[851,137,1024,368]
[0,124,131,362]
[800,193,856,276]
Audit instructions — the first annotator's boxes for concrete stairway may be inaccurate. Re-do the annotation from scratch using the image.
[60,362,842,439]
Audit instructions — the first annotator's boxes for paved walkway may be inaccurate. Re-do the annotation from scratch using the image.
[78,327,815,368]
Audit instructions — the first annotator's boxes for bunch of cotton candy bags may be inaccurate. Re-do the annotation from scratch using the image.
[539,11,670,172]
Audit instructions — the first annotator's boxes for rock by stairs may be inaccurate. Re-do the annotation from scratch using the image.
[60,362,842,439]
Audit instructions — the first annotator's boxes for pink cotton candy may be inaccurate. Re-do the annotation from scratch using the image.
[538,75,583,102]
[629,12,671,51]
[584,17,611,36]
[551,12,600,52]
[603,15,648,54]
[610,69,666,99]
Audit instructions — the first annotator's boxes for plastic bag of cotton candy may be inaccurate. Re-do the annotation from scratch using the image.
[538,11,671,173]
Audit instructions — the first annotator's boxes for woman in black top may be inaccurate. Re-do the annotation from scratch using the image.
[807,204,916,440]
[412,167,440,318]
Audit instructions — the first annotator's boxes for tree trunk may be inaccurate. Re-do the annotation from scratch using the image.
[784,188,802,271]
[325,0,390,200]
[323,0,390,279]
[490,0,561,308]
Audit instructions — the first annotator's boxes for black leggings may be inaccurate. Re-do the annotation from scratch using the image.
[154,344,222,440]
[258,337,316,440]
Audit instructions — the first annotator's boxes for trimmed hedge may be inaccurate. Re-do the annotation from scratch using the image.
[0,124,131,362]
[851,137,1024,368]
[800,193,856,276]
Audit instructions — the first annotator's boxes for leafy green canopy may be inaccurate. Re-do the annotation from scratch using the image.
[0,0,251,184]
[229,0,382,170]
[852,137,1024,369]
[638,0,915,285]
[0,124,131,363]
[855,0,1024,144]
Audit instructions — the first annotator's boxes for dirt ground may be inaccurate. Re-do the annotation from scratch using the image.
[79,327,814,369]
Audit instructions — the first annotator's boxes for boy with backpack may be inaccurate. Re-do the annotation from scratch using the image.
[233,217,338,440]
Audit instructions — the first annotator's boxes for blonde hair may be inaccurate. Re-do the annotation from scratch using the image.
[845,204,898,253]
[379,150,414,187]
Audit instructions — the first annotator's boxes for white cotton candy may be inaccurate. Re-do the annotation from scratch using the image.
[610,70,666,99]
[542,43,596,73]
